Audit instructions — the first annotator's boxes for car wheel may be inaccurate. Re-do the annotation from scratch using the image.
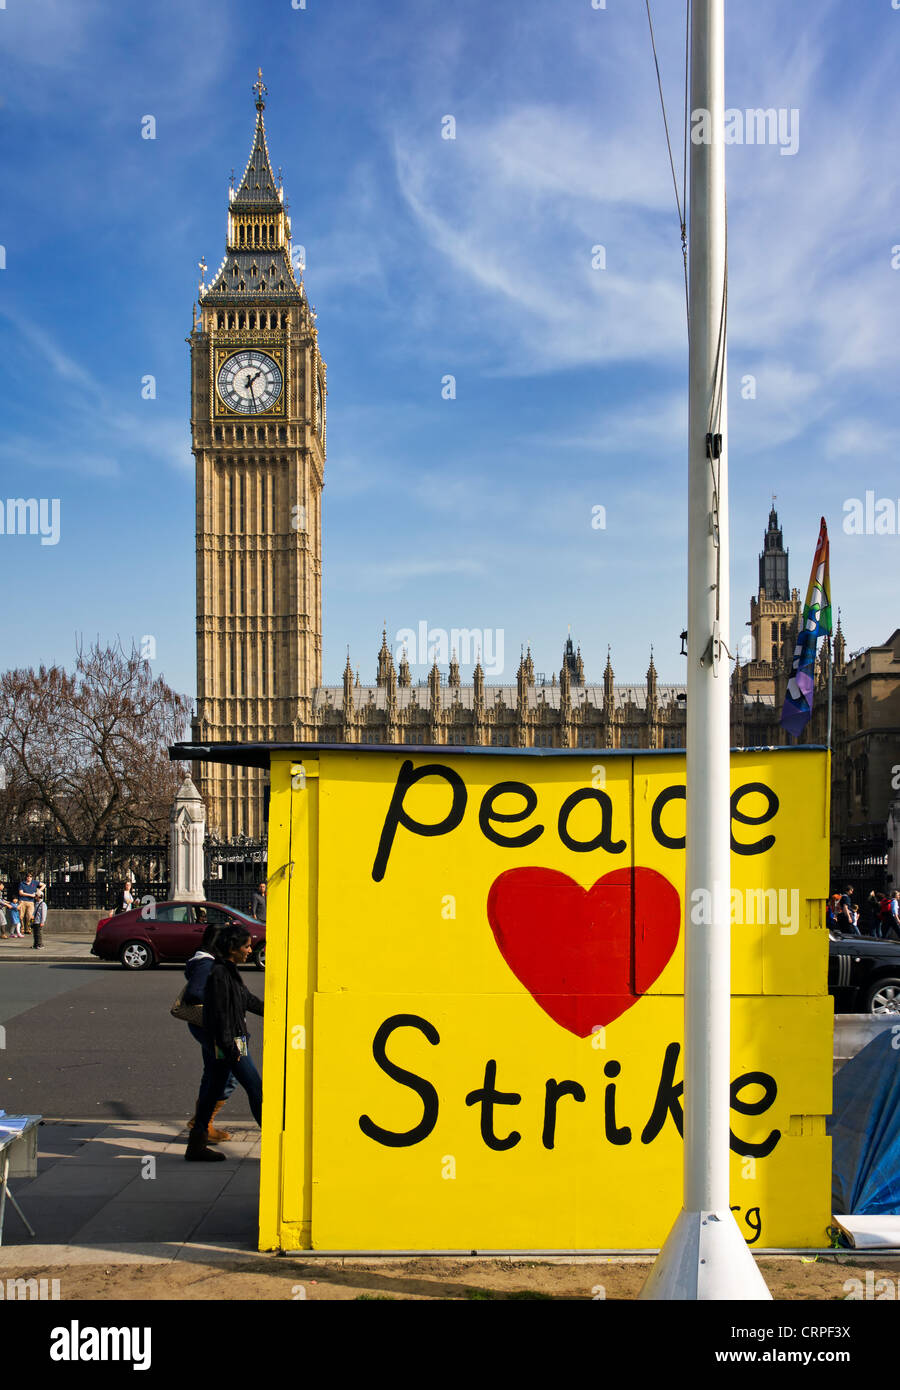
[119,940,154,971]
[863,977,900,1014]
[252,944,265,971]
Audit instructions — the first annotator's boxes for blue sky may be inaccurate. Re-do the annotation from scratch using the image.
[1,0,898,698]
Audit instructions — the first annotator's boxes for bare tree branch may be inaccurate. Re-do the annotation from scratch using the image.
[0,640,191,846]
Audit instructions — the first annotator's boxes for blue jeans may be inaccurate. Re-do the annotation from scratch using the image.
[193,1042,262,1136]
[189,1024,237,1112]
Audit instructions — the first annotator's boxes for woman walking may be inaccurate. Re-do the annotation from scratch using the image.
[185,924,264,1162]
[183,924,237,1144]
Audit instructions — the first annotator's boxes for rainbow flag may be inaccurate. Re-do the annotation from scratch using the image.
[781,517,832,738]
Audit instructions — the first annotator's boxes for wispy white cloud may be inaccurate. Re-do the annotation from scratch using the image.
[0,309,191,478]
[383,6,899,418]
[392,107,687,375]
[824,420,900,462]
[728,364,825,455]
[355,557,487,587]
[531,391,687,455]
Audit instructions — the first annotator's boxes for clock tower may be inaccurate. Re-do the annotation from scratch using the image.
[190,71,325,838]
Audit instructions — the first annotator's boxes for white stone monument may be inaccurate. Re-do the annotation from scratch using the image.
[169,776,206,903]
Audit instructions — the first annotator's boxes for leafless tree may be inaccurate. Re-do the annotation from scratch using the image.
[0,640,192,864]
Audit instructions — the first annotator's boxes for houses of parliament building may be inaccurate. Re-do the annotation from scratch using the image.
[189,78,899,875]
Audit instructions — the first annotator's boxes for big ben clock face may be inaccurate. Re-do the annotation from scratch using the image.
[216,350,283,414]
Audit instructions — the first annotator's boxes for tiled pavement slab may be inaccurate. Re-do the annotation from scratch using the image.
[0,1119,261,1261]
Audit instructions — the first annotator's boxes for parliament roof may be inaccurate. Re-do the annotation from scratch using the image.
[312,682,690,714]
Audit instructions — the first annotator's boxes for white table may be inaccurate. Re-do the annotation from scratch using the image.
[0,1115,40,1245]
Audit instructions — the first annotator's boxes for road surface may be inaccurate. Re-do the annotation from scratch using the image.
[0,961,261,1120]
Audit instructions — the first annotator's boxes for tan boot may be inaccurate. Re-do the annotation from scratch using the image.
[188,1100,231,1144]
[207,1100,232,1143]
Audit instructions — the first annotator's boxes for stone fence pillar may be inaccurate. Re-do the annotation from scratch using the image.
[169,776,206,903]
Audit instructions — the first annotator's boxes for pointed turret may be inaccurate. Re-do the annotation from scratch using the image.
[759,501,790,600]
[449,649,461,687]
[377,626,395,688]
[646,648,657,700]
[517,647,529,718]
[428,659,442,738]
[604,646,614,703]
[232,70,282,211]
[342,650,354,723]
[516,647,532,746]
[645,647,658,747]
[428,659,442,706]
[398,648,411,688]
[834,611,846,672]
[559,644,571,743]
[561,632,580,686]
[473,660,485,709]
[818,634,831,687]
[203,70,303,304]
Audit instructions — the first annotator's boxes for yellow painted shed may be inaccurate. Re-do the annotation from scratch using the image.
[174,742,832,1253]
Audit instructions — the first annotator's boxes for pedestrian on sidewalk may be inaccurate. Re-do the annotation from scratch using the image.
[863,890,882,937]
[186,925,263,1163]
[18,871,38,934]
[0,881,10,938]
[183,925,237,1144]
[887,892,900,942]
[250,881,267,923]
[839,885,860,936]
[8,898,23,938]
[32,891,47,949]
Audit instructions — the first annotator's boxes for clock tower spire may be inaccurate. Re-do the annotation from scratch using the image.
[190,73,326,838]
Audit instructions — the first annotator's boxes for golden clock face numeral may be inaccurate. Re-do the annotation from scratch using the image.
[216,349,283,414]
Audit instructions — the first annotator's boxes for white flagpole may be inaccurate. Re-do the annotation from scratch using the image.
[640,0,771,1300]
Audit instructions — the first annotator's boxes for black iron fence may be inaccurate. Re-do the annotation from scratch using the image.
[0,836,267,914]
[0,839,168,912]
[839,824,891,899]
[204,838,267,914]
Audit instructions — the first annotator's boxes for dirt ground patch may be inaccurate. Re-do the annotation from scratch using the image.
[7,1254,900,1300]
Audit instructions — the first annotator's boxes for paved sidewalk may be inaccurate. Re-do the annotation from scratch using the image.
[0,1119,261,1265]
[0,935,97,963]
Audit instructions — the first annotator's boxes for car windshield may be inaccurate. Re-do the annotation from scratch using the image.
[223,906,257,926]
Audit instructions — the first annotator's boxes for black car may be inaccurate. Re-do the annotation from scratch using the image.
[828,930,900,1014]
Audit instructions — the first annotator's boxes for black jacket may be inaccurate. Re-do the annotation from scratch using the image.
[202,958,264,1057]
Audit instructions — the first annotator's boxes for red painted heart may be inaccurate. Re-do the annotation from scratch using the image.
[486,867,681,1037]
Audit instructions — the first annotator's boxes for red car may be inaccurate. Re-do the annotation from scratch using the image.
[90,900,265,971]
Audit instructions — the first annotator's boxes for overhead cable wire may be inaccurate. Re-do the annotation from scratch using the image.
[645,0,691,328]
